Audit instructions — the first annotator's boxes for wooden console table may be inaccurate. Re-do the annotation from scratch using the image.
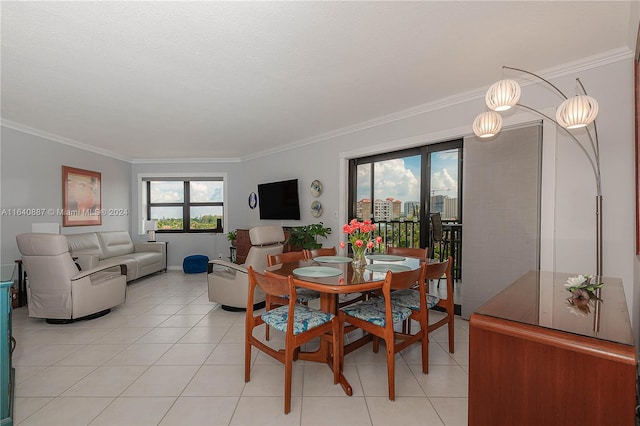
[469,271,637,426]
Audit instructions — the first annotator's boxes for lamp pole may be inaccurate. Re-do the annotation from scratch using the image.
[473,67,602,278]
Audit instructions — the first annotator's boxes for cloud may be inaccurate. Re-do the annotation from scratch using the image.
[431,168,458,196]
[191,181,223,202]
[151,182,183,202]
[373,158,419,201]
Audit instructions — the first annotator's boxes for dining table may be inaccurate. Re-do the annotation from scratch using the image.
[265,253,425,396]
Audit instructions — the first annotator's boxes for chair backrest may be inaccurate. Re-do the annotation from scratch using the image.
[382,263,427,296]
[16,233,78,290]
[306,247,337,258]
[247,266,291,299]
[430,212,444,242]
[249,225,285,246]
[247,266,293,317]
[244,226,286,272]
[267,250,307,267]
[386,246,428,259]
[425,256,452,281]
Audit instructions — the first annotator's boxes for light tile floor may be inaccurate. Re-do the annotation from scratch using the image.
[11,271,469,426]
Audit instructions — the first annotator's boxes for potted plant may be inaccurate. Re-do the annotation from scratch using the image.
[227,229,237,246]
[286,222,332,250]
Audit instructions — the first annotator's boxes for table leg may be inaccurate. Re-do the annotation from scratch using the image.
[296,292,356,396]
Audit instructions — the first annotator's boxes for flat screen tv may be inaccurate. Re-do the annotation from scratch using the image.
[257,179,301,220]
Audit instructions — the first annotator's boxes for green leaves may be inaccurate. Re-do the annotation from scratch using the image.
[286,222,332,250]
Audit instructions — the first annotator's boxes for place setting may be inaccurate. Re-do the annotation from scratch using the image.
[293,265,343,278]
[312,255,352,263]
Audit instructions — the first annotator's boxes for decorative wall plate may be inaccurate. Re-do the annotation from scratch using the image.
[248,192,258,209]
[310,180,322,197]
[311,201,323,217]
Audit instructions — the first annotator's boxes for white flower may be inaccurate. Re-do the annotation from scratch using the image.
[565,274,588,288]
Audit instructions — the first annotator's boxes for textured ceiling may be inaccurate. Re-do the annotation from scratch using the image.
[1,1,637,161]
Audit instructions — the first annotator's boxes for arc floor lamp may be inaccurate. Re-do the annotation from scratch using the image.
[472,66,602,277]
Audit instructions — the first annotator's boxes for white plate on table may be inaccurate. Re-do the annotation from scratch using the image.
[293,266,343,278]
[365,264,412,273]
[313,256,352,263]
[366,254,405,262]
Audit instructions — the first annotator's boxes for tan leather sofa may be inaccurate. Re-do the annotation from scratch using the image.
[66,231,166,282]
[208,225,284,310]
[16,233,127,322]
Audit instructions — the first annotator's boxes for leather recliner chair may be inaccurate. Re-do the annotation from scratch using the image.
[16,233,127,323]
[207,225,285,311]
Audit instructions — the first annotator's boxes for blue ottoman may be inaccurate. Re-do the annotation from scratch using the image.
[183,254,209,274]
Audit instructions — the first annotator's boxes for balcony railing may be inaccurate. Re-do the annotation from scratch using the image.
[371,219,462,281]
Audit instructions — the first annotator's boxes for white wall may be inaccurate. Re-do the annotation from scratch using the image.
[1,56,637,346]
[130,161,247,268]
[0,126,130,264]
[242,58,639,342]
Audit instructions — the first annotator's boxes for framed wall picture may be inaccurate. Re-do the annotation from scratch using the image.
[62,166,102,226]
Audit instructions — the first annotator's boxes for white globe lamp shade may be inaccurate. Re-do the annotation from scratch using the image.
[555,95,599,129]
[473,111,503,138]
[485,79,521,111]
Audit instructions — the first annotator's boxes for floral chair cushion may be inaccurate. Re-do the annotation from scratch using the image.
[275,288,321,304]
[262,304,334,335]
[390,289,439,310]
[340,298,412,327]
[295,289,321,303]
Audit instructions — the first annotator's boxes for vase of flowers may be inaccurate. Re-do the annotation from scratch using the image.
[339,219,382,269]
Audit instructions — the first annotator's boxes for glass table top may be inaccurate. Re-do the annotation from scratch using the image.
[474,270,634,347]
[1,264,16,285]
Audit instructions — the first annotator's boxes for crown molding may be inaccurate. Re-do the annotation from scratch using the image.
[2,47,633,164]
[242,47,634,162]
[0,119,132,162]
[130,157,241,164]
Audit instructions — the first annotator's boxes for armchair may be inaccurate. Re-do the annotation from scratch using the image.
[16,233,127,323]
[208,225,285,311]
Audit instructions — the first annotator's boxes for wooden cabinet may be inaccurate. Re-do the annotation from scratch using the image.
[233,229,252,264]
[233,229,291,264]
[469,271,637,426]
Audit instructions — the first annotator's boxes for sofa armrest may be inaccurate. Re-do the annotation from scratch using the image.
[74,254,100,271]
[72,262,127,281]
[208,259,248,275]
[133,242,165,254]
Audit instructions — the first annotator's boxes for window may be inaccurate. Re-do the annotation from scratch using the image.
[348,139,462,248]
[145,178,224,233]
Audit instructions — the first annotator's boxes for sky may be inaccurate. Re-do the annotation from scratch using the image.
[149,181,223,220]
[356,149,459,204]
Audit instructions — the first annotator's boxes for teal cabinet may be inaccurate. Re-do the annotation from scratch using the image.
[1,265,16,426]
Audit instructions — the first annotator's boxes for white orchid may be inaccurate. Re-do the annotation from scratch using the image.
[565,274,588,289]
[564,274,604,314]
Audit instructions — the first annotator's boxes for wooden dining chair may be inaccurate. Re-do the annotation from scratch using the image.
[428,256,455,353]
[305,246,338,258]
[265,251,320,340]
[338,264,428,401]
[386,246,429,260]
[245,267,339,414]
[267,250,309,266]
[394,257,455,354]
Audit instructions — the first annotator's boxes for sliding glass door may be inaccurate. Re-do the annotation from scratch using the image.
[348,139,463,252]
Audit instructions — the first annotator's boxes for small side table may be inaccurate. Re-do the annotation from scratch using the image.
[229,246,237,263]
[13,260,26,307]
